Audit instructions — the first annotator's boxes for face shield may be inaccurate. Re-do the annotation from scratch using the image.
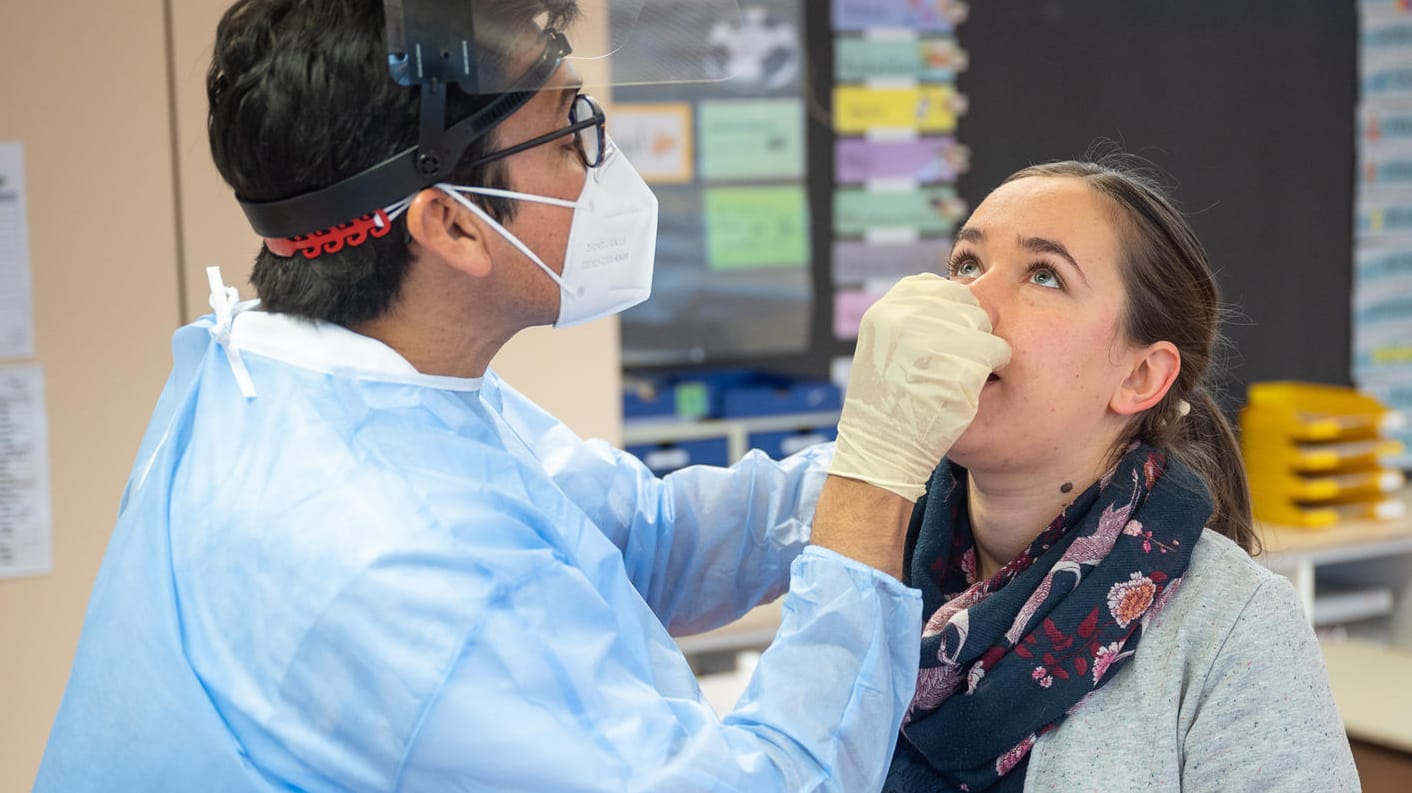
[239,0,740,241]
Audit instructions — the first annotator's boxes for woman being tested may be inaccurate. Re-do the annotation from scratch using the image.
[854,160,1361,791]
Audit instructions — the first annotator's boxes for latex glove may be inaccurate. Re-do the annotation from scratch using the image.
[829,274,1011,502]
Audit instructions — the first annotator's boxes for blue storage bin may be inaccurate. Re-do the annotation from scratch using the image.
[748,426,838,460]
[623,383,677,420]
[625,436,731,475]
[721,381,844,418]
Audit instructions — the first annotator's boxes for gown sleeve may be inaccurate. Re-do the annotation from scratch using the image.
[496,374,834,635]
[393,543,921,793]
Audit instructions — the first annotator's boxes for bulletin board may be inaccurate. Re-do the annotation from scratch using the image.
[622,0,1362,417]
[616,0,815,367]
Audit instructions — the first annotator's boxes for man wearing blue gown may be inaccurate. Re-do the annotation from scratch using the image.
[35,0,1009,790]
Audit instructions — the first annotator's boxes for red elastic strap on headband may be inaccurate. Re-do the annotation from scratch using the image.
[263,209,394,259]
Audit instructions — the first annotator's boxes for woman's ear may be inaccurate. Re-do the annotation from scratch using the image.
[404,188,493,278]
[1111,341,1181,416]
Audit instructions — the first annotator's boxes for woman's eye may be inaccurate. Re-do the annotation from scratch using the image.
[1030,266,1062,289]
[951,259,981,279]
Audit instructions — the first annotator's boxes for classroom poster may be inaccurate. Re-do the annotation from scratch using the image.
[1357,2,1412,469]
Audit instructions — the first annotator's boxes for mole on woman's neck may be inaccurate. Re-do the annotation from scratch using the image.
[1060,482,1074,494]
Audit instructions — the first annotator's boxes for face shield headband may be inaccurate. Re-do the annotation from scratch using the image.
[235,0,741,255]
[237,12,570,248]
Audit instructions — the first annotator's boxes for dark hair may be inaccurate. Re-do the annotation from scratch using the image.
[1003,158,1258,555]
[207,0,579,326]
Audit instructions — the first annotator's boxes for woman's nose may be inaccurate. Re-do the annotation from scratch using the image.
[966,278,1001,333]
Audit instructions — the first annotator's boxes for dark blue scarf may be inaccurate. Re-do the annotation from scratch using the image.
[885,442,1210,792]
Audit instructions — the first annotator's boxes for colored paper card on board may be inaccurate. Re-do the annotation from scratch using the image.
[1355,290,1412,326]
[834,186,965,236]
[1353,306,1412,360]
[833,286,891,340]
[1362,52,1412,100]
[1357,195,1412,236]
[612,103,694,184]
[698,99,805,181]
[1354,339,1412,379]
[1361,104,1412,143]
[1357,244,1412,279]
[833,84,960,134]
[835,36,968,82]
[1362,143,1412,187]
[831,0,967,32]
[703,186,810,269]
[1363,11,1412,51]
[834,137,968,183]
[1361,0,1412,14]
[832,239,949,284]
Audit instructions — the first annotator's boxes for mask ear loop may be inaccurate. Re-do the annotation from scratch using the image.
[433,185,586,300]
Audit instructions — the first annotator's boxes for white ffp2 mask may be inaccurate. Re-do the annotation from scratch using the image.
[437,138,659,328]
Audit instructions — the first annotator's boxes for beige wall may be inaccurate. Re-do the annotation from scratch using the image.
[0,3,620,789]
[0,2,184,788]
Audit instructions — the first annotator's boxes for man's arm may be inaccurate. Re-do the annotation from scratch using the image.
[498,374,836,634]
[394,542,922,793]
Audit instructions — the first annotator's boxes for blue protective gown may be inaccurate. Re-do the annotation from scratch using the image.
[35,305,921,793]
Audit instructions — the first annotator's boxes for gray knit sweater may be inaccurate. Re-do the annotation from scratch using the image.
[1022,529,1361,791]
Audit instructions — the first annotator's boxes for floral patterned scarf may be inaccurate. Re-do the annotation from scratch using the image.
[883,442,1211,793]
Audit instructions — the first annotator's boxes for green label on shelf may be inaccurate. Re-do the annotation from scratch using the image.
[675,382,710,418]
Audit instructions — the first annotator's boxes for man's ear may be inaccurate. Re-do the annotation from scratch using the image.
[404,188,493,278]
[1111,341,1181,416]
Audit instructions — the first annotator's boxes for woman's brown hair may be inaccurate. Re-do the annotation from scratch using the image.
[1003,158,1258,554]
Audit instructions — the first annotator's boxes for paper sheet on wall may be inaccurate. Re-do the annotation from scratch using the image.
[0,143,36,359]
[702,186,810,269]
[833,84,961,135]
[832,239,948,284]
[833,285,892,340]
[834,186,965,236]
[831,0,966,33]
[611,103,695,184]
[834,137,967,184]
[698,99,805,181]
[834,35,967,83]
[0,364,51,579]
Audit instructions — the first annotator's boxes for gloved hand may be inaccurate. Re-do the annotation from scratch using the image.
[829,273,1011,502]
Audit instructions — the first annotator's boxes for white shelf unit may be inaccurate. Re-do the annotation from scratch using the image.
[621,411,842,465]
[1260,489,1412,648]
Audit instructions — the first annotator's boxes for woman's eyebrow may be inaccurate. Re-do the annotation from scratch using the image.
[1020,235,1090,286]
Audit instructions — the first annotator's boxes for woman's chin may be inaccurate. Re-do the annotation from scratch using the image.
[945,430,983,466]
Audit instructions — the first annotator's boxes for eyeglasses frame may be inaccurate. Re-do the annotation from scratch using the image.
[465,93,607,170]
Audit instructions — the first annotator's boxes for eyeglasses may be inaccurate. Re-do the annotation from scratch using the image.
[466,93,606,170]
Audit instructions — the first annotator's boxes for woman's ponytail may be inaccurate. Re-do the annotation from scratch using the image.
[1171,388,1258,554]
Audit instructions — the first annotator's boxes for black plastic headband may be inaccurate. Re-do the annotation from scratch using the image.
[237,28,569,240]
